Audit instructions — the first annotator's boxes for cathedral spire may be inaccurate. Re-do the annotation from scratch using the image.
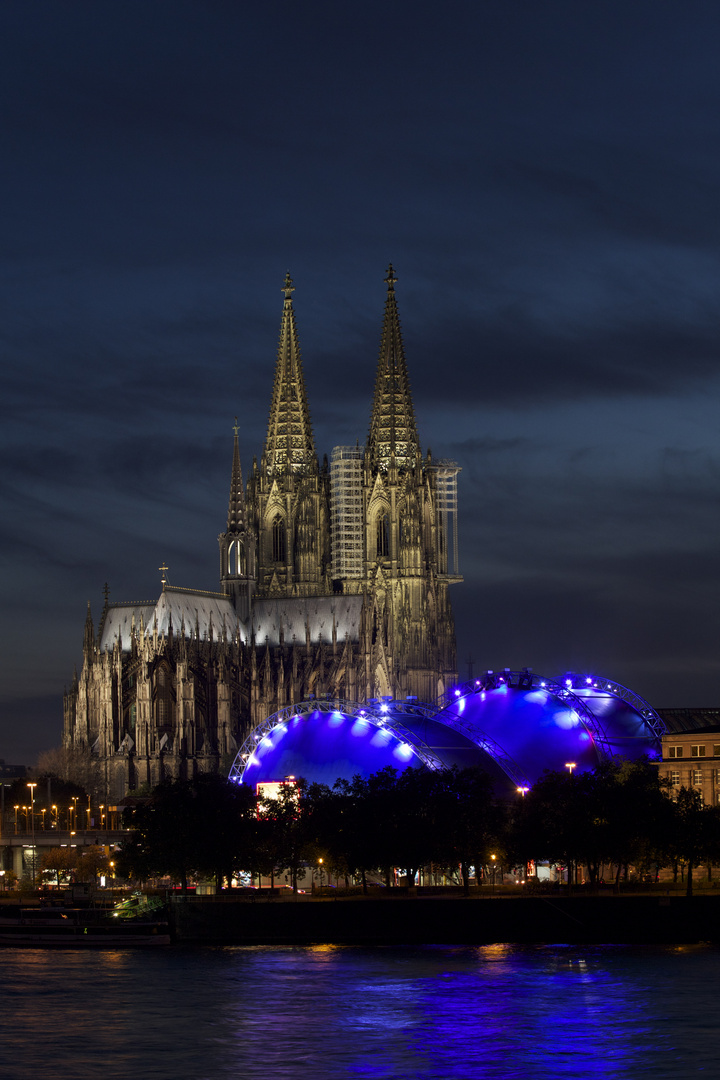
[367,265,421,471]
[262,272,317,477]
[219,418,255,619]
[83,601,94,658]
[227,416,246,532]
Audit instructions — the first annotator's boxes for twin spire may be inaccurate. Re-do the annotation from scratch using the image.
[231,265,420,503]
[367,264,421,471]
[261,271,318,477]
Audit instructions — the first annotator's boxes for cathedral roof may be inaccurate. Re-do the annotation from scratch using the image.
[367,265,421,471]
[153,588,245,642]
[252,595,363,646]
[99,588,245,651]
[262,272,317,477]
[99,602,156,651]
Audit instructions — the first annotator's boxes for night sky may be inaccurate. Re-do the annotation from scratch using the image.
[3,2,720,764]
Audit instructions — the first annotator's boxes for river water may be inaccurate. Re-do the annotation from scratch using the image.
[1,944,718,1079]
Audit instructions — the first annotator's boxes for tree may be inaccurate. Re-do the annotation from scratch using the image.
[428,767,504,894]
[510,769,591,884]
[329,768,404,891]
[39,846,78,886]
[666,787,708,897]
[597,758,673,888]
[259,780,313,893]
[119,775,259,891]
[76,845,108,884]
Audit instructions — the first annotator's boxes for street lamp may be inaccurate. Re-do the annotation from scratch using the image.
[516,787,529,797]
[491,853,497,892]
[51,804,57,828]
[72,795,79,829]
[13,806,18,835]
[565,762,577,775]
[318,857,324,890]
[27,783,36,888]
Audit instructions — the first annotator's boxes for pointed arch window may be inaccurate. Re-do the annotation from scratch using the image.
[154,663,175,730]
[229,539,246,576]
[272,516,286,563]
[376,513,390,559]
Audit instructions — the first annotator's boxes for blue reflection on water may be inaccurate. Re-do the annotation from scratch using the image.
[1,944,720,1079]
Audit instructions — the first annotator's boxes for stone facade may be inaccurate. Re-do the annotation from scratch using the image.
[63,268,461,800]
[659,729,720,806]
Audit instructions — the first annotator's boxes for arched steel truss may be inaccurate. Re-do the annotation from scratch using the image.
[573,674,667,743]
[228,698,449,785]
[439,669,666,762]
[441,671,614,760]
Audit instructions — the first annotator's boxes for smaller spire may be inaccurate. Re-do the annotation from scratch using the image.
[83,602,94,656]
[227,417,246,532]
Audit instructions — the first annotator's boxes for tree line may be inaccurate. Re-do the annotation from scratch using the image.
[115,758,720,897]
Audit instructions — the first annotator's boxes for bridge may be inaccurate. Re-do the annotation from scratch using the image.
[0,828,132,883]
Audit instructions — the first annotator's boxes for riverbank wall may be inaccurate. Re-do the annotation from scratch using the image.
[169,893,720,946]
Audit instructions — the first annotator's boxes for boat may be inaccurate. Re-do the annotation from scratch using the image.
[0,901,171,946]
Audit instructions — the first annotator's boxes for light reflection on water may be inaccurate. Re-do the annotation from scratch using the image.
[1,943,719,1079]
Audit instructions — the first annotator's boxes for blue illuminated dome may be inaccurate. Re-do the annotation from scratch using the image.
[435,671,664,786]
[231,699,518,797]
[228,672,665,795]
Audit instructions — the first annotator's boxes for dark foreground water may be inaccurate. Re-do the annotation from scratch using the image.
[1,944,718,1079]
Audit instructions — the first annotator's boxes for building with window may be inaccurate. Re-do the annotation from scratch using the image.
[63,268,461,800]
[659,727,720,805]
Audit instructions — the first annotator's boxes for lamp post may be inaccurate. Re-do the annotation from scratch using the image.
[27,783,37,888]
[318,857,324,890]
[13,806,18,835]
[565,762,577,775]
[491,853,497,893]
[72,795,79,830]
[516,787,529,797]
[51,804,57,828]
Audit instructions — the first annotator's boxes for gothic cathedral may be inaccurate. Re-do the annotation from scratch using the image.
[63,268,461,800]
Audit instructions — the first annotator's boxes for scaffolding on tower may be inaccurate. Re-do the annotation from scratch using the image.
[432,460,462,582]
[330,446,365,581]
